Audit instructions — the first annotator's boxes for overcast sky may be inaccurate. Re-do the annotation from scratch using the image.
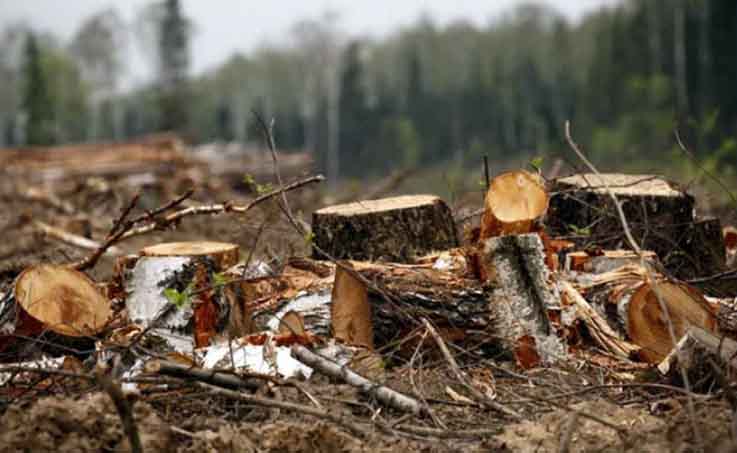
[0,0,619,85]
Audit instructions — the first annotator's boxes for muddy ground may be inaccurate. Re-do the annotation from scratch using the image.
[1,163,736,452]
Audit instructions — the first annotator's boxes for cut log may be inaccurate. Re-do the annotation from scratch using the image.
[311,195,458,263]
[481,234,567,366]
[353,261,492,348]
[1,265,111,354]
[249,259,491,349]
[14,264,111,338]
[577,266,718,363]
[479,170,548,240]
[122,241,247,350]
[331,262,373,349]
[628,281,717,362]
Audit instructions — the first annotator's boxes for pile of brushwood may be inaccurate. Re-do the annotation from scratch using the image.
[1,131,737,452]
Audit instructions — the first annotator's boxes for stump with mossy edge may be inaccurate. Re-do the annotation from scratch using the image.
[311,195,458,263]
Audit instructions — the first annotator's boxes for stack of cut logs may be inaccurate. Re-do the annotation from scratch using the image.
[1,169,733,379]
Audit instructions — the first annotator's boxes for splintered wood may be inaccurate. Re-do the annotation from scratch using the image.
[574,265,718,363]
[331,262,373,349]
[479,170,548,240]
[311,195,458,263]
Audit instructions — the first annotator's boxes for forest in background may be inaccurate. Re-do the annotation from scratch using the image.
[1,0,736,192]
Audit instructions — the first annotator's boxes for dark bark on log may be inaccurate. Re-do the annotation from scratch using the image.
[546,174,728,279]
[312,195,458,263]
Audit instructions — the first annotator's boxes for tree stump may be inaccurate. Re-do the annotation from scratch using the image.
[120,241,249,350]
[479,170,548,240]
[548,173,698,266]
[311,195,458,263]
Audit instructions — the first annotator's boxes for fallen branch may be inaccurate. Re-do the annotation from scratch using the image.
[144,360,264,391]
[291,344,422,415]
[117,174,324,242]
[34,221,122,255]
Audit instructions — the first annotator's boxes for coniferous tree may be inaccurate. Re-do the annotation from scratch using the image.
[157,0,190,133]
[338,41,370,175]
[22,32,53,146]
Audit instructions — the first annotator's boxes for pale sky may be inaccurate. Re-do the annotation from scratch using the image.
[0,0,619,85]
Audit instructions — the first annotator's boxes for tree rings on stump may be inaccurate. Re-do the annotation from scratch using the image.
[628,281,717,363]
[141,241,239,270]
[312,195,457,263]
[479,170,548,240]
[14,264,111,337]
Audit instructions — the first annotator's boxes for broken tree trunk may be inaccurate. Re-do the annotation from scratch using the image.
[120,241,250,350]
[249,258,492,349]
[558,281,640,359]
[311,195,458,263]
[577,266,718,363]
[479,170,548,240]
[481,234,567,366]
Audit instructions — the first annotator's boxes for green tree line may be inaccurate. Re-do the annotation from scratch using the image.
[1,0,736,182]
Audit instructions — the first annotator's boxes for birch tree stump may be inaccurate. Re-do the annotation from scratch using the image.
[312,195,458,263]
[120,241,249,350]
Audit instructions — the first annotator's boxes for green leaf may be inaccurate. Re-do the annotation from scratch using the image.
[529,156,544,172]
[243,174,255,186]
[213,272,227,288]
[567,224,591,237]
[304,231,315,245]
[163,284,194,309]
